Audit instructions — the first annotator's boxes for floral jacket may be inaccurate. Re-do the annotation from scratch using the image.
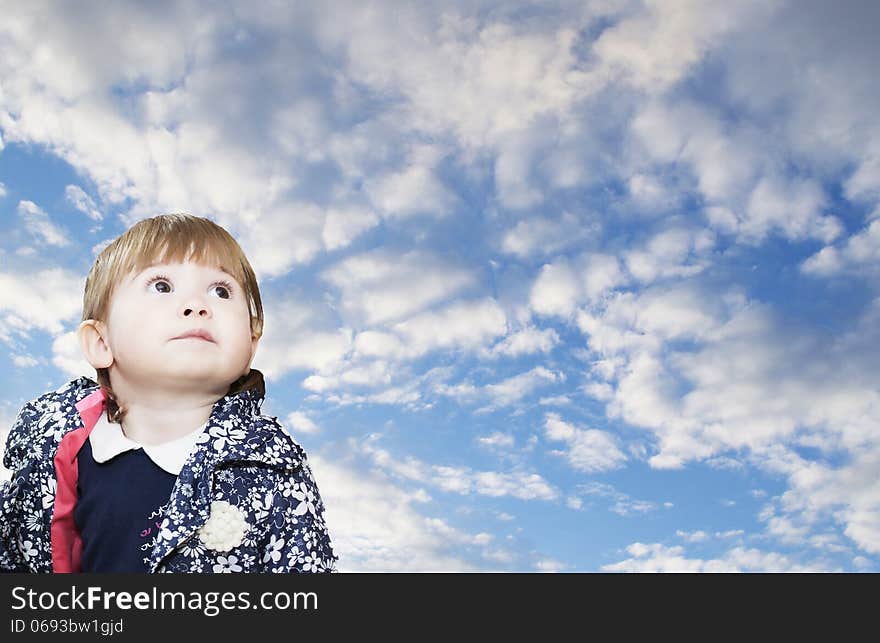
[0,374,338,573]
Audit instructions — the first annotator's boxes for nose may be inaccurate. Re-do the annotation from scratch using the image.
[179,293,212,319]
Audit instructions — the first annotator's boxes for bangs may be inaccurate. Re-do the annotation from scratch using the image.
[121,219,249,285]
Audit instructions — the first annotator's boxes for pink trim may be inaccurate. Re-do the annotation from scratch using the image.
[51,388,107,573]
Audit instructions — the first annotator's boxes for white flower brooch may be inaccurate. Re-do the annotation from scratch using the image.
[198,500,249,552]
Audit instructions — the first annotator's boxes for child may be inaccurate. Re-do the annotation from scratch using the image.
[0,213,338,573]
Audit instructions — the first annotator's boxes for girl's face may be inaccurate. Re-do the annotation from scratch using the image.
[102,259,259,396]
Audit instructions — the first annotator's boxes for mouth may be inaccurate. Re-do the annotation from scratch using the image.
[173,330,215,343]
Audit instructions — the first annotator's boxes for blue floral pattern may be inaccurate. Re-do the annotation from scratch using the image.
[1,375,338,573]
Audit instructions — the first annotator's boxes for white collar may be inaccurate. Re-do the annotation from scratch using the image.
[88,412,207,475]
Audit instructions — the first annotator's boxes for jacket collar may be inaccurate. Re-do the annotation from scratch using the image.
[73,378,267,434]
[63,371,303,571]
[88,411,207,475]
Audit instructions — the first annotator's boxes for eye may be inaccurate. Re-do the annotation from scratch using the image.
[146,274,172,294]
[211,280,234,300]
[144,274,234,299]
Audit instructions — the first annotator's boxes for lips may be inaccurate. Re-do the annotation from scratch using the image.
[173,329,215,342]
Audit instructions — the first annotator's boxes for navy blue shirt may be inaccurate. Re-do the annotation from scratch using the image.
[74,438,178,572]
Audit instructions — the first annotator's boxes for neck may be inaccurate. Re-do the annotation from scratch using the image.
[107,381,226,446]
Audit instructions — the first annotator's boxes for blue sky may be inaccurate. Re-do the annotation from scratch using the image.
[1,0,879,571]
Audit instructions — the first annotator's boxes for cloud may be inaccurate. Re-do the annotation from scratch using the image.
[574,481,665,517]
[629,101,844,244]
[320,7,600,149]
[254,295,353,380]
[744,175,841,243]
[0,404,18,480]
[676,529,709,543]
[51,330,94,379]
[322,206,380,252]
[801,218,880,277]
[529,260,582,319]
[476,432,515,449]
[479,325,560,360]
[16,201,71,247]
[530,253,627,319]
[364,144,456,218]
[623,226,715,283]
[578,282,880,554]
[11,354,39,368]
[65,184,102,220]
[285,411,320,436]
[0,268,83,343]
[310,452,487,571]
[321,249,477,326]
[602,542,833,572]
[499,211,599,259]
[235,202,326,278]
[391,297,508,357]
[591,0,754,92]
[359,439,558,502]
[481,366,564,409]
[543,412,628,473]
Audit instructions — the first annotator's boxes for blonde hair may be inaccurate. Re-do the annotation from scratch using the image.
[82,213,265,424]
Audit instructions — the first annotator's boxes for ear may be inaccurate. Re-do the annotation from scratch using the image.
[249,332,260,363]
[78,319,114,369]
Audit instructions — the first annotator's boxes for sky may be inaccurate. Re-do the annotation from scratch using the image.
[0,0,878,572]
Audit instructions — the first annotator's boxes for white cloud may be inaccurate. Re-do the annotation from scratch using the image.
[308,298,508,400]
[320,9,600,149]
[500,211,598,259]
[16,201,70,247]
[65,184,102,220]
[624,226,715,283]
[322,206,380,251]
[575,481,663,517]
[626,172,681,215]
[543,412,627,473]
[591,0,754,92]
[480,325,560,360]
[534,558,566,572]
[744,175,841,243]
[482,366,564,409]
[602,542,832,572]
[530,252,627,320]
[676,529,709,543]
[235,203,325,278]
[254,296,353,380]
[303,359,395,393]
[359,439,558,502]
[286,411,320,436]
[352,330,409,361]
[801,218,880,277]
[51,330,95,379]
[310,452,487,571]
[0,268,83,343]
[476,432,515,449]
[11,354,39,368]
[392,297,508,357]
[0,182,6,198]
[630,102,844,245]
[322,249,477,326]
[433,364,566,411]
[0,404,17,481]
[529,260,581,319]
[579,283,880,554]
[364,145,456,218]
